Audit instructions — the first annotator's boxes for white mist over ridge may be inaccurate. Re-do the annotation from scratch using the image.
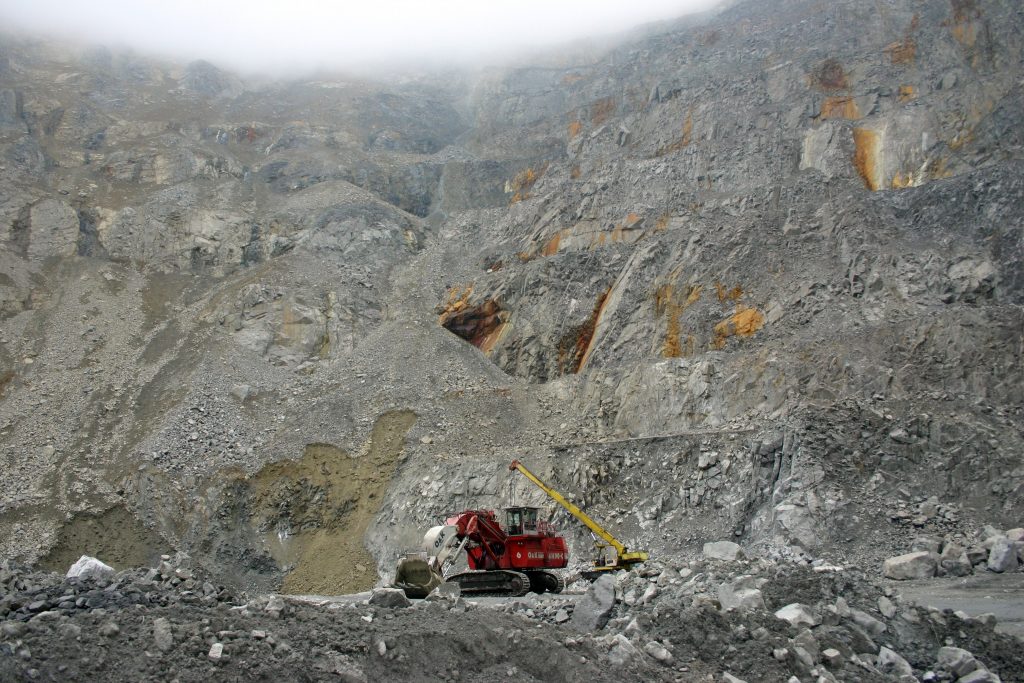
[0,0,718,73]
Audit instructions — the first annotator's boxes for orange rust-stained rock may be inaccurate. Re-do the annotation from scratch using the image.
[898,85,917,103]
[542,232,563,256]
[440,297,509,354]
[817,97,861,121]
[441,284,474,311]
[885,37,917,65]
[852,128,881,191]
[568,120,583,139]
[948,0,982,50]
[680,111,693,146]
[715,282,744,302]
[656,283,702,358]
[655,110,694,157]
[891,171,916,189]
[558,288,611,374]
[712,305,765,348]
[507,164,547,205]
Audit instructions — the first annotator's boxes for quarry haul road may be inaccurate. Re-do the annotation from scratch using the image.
[894,573,1024,639]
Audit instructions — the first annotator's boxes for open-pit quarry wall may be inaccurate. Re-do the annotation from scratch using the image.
[0,0,1021,593]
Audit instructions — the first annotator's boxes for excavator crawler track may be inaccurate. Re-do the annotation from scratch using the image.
[444,569,531,597]
[525,570,564,594]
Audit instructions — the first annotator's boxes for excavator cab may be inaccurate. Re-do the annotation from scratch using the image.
[505,506,539,535]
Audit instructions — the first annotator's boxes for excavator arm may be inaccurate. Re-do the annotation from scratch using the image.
[509,459,649,570]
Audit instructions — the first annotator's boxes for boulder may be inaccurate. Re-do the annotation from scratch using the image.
[153,617,173,653]
[367,587,412,608]
[911,536,941,554]
[822,648,843,667]
[940,543,974,577]
[264,595,286,614]
[877,646,913,677]
[644,641,672,662]
[883,551,938,580]
[703,541,744,562]
[851,609,887,636]
[606,633,637,666]
[774,603,819,627]
[987,537,1019,573]
[571,574,616,631]
[66,556,115,581]
[936,647,980,677]
[877,596,896,619]
[718,584,765,612]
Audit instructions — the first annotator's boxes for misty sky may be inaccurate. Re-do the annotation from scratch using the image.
[0,0,717,73]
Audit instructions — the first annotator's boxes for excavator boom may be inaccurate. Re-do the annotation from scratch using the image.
[509,459,649,570]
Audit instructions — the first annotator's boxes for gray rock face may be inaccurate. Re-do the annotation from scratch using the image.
[883,551,938,580]
[0,0,1023,608]
[571,574,616,632]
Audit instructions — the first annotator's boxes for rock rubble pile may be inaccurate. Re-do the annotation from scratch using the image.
[884,526,1024,580]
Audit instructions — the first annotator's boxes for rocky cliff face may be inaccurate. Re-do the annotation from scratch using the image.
[0,0,1021,593]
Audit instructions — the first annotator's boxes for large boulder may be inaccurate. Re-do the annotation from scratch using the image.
[367,587,412,608]
[936,647,982,677]
[774,603,819,627]
[571,574,616,631]
[940,543,974,577]
[987,536,1019,573]
[717,575,765,612]
[877,646,913,677]
[703,541,744,562]
[66,555,115,581]
[883,551,938,580]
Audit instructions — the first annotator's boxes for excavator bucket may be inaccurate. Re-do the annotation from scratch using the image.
[392,553,443,599]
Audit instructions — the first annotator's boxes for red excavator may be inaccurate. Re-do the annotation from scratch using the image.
[393,460,648,597]
[424,506,568,596]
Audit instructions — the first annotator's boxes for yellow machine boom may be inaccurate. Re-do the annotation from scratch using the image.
[509,459,649,572]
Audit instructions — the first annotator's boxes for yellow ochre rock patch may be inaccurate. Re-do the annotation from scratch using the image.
[713,305,765,348]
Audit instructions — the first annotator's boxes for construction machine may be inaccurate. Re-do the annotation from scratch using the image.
[508,459,649,578]
[394,506,568,597]
[392,459,648,597]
